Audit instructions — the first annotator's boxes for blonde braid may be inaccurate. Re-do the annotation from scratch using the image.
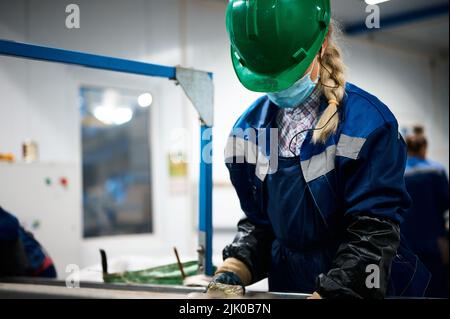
[313,21,346,144]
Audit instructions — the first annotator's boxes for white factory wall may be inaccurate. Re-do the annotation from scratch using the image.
[0,0,448,279]
[0,0,198,276]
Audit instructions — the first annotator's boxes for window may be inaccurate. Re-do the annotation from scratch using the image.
[80,87,153,238]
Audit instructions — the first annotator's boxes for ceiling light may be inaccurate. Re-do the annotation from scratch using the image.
[138,93,153,108]
[93,105,133,125]
[365,0,390,5]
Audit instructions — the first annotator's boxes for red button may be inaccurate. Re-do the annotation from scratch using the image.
[60,177,68,187]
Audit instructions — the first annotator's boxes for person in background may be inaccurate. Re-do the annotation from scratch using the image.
[403,126,449,298]
[0,206,57,278]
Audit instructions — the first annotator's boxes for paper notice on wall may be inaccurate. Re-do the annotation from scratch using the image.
[168,152,188,194]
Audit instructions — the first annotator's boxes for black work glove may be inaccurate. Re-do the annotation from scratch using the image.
[316,215,400,299]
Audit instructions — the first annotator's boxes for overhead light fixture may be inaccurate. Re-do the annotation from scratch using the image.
[93,105,133,125]
[365,0,390,4]
[137,93,153,108]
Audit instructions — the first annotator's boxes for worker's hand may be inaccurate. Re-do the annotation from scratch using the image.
[206,272,245,298]
[308,292,322,299]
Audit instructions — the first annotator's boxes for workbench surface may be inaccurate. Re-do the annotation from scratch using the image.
[0,278,310,299]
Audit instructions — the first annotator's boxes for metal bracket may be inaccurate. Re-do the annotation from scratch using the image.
[175,67,214,126]
[175,67,214,276]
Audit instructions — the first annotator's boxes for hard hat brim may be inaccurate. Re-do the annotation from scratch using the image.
[230,26,329,93]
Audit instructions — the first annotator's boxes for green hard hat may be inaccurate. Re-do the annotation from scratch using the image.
[226,0,331,93]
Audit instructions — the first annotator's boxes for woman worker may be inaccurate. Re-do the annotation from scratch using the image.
[207,0,430,299]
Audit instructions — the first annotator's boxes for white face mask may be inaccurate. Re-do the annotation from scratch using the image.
[268,64,318,109]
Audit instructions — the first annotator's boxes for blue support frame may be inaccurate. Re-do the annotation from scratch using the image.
[0,39,214,276]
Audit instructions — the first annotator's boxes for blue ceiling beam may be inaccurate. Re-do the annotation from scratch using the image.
[0,39,177,79]
[345,3,449,36]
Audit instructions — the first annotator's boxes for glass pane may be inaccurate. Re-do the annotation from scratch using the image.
[80,87,153,238]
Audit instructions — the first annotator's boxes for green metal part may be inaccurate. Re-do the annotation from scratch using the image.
[103,261,199,286]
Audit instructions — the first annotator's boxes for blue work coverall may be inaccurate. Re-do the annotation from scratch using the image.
[223,83,430,299]
[402,157,449,297]
[0,207,57,278]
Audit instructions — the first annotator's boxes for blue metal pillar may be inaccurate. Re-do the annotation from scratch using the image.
[199,124,213,276]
